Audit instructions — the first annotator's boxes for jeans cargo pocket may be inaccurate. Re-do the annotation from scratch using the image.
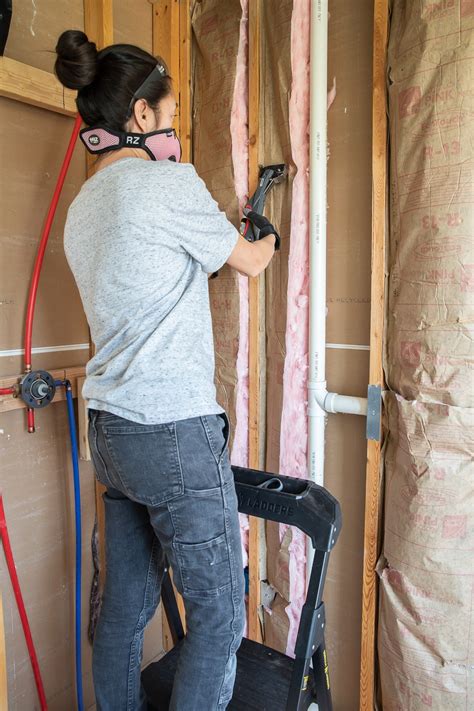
[174,532,232,600]
[102,422,184,506]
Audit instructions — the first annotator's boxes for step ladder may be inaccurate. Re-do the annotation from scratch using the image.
[142,465,342,711]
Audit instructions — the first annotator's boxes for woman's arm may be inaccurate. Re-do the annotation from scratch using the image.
[226,234,276,278]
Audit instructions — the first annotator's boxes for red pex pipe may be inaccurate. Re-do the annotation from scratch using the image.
[0,495,48,710]
[24,113,82,369]
[23,113,82,432]
[27,408,36,434]
[0,387,15,396]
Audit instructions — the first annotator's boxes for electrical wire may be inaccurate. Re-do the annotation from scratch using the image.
[0,495,48,711]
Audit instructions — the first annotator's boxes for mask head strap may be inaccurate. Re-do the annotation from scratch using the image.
[125,63,167,121]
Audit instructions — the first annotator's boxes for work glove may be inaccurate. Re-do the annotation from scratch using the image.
[211,208,280,280]
[240,208,281,250]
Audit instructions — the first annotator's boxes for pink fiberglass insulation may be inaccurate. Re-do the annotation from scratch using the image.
[278,0,310,657]
[229,0,249,568]
[327,76,336,110]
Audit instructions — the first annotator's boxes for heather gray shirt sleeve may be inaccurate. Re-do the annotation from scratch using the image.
[168,164,239,273]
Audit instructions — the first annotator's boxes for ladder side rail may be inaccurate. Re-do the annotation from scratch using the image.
[286,549,332,711]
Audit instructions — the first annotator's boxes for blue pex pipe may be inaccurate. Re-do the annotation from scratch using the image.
[57,380,84,711]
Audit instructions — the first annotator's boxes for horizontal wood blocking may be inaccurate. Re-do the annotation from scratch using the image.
[0,56,77,116]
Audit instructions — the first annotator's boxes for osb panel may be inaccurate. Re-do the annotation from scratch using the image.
[191,0,242,434]
[4,0,84,73]
[113,0,153,52]
[0,98,89,370]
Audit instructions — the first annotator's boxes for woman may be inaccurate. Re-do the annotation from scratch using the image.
[55,30,279,711]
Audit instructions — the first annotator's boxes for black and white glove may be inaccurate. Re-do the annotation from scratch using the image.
[240,208,280,250]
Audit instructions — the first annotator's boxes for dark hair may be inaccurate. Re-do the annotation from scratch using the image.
[55,30,172,130]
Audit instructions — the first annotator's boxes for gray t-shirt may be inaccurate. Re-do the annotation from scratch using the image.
[64,157,239,424]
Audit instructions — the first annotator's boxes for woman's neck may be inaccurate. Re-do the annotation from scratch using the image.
[94,147,151,173]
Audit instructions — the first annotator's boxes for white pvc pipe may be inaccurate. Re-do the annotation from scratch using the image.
[323,392,368,416]
[307,0,329,586]
[306,0,368,588]
[308,0,329,485]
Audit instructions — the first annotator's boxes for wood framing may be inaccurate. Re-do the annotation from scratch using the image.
[178,1,192,162]
[153,1,180,93]
[360,1,389,708]
[152,0,191,160]
[0,56,76,116]
[84,0,113,49]
[77,376,91,461]
[247,0,264,645]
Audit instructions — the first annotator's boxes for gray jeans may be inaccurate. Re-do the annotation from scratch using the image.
[88,409,246,711]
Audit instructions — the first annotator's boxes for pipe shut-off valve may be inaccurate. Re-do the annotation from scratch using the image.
[20,370,56,409]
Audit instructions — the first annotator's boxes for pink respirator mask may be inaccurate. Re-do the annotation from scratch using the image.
[80,125,182,163]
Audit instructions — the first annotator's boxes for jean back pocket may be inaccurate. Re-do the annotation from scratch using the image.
[102,422,184,506]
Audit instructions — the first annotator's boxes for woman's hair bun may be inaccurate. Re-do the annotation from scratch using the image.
[55,30,98,90]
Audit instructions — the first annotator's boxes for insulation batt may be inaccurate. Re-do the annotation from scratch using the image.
[380,1,474,707]
[229,0,250,568]
[278,0,311,657]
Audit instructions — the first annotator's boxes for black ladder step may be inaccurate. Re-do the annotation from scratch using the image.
[143,637,317,710]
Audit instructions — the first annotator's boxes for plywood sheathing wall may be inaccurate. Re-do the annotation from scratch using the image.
[191,0,242,436]
[379,1,474,707]
[260,2,374,708]
[0,2,163,707]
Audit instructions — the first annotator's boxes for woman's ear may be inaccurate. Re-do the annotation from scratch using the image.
[131,99,151,133]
